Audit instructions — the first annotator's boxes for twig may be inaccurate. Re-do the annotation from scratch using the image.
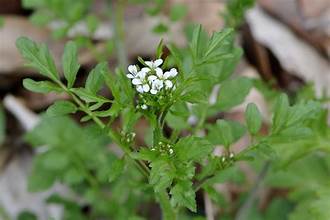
[235,161,271,220]
[109,0,128,69]
[3,95,39,131]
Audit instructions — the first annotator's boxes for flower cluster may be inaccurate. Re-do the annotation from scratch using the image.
[126,59,178,95]
[151,141,174,155]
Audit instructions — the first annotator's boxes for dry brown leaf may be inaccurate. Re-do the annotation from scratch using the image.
[246,6,330,97]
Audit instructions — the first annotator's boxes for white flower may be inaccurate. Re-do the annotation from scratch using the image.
[141,104,148,110]
[164,80,173,89]
[127,61,178,95]
[148,75,157,83]
[164,68,178,78]
[156,68,177,90]
[126,65,138,78]
[145,59,163,69]
[136,84,150,93]
[150,79,164,95]
[132,69,150,93]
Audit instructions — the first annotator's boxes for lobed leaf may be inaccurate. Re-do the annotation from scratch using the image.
[170,180,196,212]
[16,37,59,81]
[23,78,62,93]
[46,100,78,116]
[85,62,107,94]
[216,77,252,111]
[62,41,80,88]
[245,103,262,135]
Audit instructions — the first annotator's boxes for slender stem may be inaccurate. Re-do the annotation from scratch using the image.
[56,81,150,178]
[194,174,214,192]
[235,161,271,220]
[109,0,128,69]
[157,191,177,220]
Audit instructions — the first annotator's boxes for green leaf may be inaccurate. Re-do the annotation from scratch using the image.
[181,89,207,104]
[131,148,159,161]
[28,163,56,192]
[85,62,107,94]
[86,15,99,34]
[23,78,62,93]
[152,23,168,34]
[41,150,70,170]
[30,10,52,26]
[175,136,213,162]
[190,24,203,59]
[46,100,77,116]
[16,37,59,81]
[150,160,174,192]
[62,41,80,88]
[71,88,110,103]
[216,77,252,111]
[170,180,196,212]
[0,105,5,145]
[217,120,233,148]
[156,39,164,59]
[103,70,121,101]
[167,43,183,68]
[245,103,262,135]
[207,120,246,147]
[205,28,233,59]
[17,211,37,220]
[271,94,289,134]
[63,168,84,185]
[170,4,188,22]
[108,159,125,182]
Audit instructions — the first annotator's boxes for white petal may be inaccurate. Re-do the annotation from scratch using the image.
[141,104,148,110]
[163,71,171,79]
[155,68,163,78]
[136,85,144,93]
[132,78,142,85]
[145,61,153,68]
[170,68,178,77]
[165,80,173,89]
[128,65,137,74]
[154,59,163,67]
[158,80,164,88]
[153,79,164,90]
[150,89,158,95]
[126,74,134,79]
[143,84,150,92]
[140,67,150,74]
[137,71,147,79]
[148,75,157,83]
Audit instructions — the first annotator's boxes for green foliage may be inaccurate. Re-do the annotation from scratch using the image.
[170,4,188,22]
[224,0,255,28]
[245,103,262,135]
[16,19,330,220]
[23,79,62,94]
[216,77,253,111]
[16,37,59,81]
[170,180,196,212]
[17,211,37,220]
[174,136,213,161]
[207,120,246,148]
[46,100,77,116]
[62,41,80,88]
[23,0,91,37]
